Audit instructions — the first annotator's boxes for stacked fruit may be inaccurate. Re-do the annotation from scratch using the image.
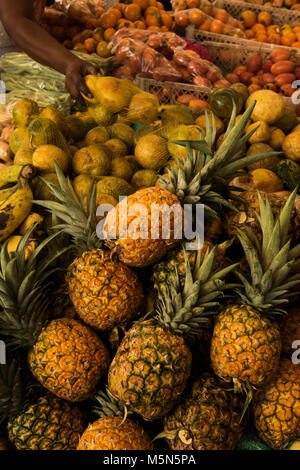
[241,9,300,46]
[244,0,300,10]
[1,76,300,452]
[223,47,300,97]
[174,6,245,36]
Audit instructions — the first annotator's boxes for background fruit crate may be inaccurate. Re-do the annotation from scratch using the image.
[213,0,300,25]
[203,40,300,71]
[135,75,210,104]
[203,40,299,110]
[186,25,300,56]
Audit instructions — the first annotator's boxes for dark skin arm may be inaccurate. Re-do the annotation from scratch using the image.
[0,0,98,101]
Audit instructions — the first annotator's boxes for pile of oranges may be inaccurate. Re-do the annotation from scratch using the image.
[241,10,300,47]
[64,0,173,58]
[98,0,173,34]
[174,6,245,37]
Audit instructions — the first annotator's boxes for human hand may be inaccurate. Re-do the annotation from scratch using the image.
[65,58,100,103]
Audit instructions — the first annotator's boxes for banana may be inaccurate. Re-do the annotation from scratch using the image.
[0,165,24,189]
[0,184,18,202]
[0,166,35,242]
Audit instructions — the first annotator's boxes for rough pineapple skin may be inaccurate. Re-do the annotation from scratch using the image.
[226,191,300,243]
[104,187,183,267]
[66,249,144,332]
[7,394,87,450]
[210,304,281,388]
[253,358,300,449]
[28,318,110,402]
[279,307,300,359]
[77,416,153,450]
[108,319,192,421]
[164,374,245,450]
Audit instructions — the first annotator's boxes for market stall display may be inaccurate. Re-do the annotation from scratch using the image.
[0,0,299,454]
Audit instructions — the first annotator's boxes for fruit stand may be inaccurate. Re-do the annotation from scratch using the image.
[0,0,299,454]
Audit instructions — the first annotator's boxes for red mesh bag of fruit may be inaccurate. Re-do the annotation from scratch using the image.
[172,49,229,87]
[174,8,245,37]
[114,38,183,82]
[110,28,186,55]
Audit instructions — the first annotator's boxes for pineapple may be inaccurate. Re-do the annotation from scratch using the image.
[162,373,245,450]
[253,358,300,449]
[211,190,300,391]
[77,389,153,450]
[0,359,87,450]
[108,245,238,421]
[0,228,110,402]
[226,190,300,244]
[35,165,145,332]
[103,102,277,268]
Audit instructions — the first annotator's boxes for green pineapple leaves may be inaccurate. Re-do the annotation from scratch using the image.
[156,243,239,337]
[235,189,300,314]
[34,163,102,254]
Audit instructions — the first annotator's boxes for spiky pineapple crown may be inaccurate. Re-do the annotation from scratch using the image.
[158,102,280,219]
[0,226,68,348]
[92,388,131,419]
[34,164,101,255]
[155,242,239,337]
[234,189,300,315]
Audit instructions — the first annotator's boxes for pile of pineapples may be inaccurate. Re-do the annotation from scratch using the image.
[0,78,300,452]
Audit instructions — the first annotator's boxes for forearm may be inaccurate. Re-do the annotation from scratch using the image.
[1,14,81,75]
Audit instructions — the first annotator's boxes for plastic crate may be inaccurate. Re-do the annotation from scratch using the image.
[203,40,300,71]
[187,25,300,58]
[135,75,210,105]
[213,0,300,25]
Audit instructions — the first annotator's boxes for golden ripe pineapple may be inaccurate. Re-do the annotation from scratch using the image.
[108,245,238,421]
[253,359,300,449]
[104,103,274,268]
[77,390,153,450]
[0,359,87,450]
[0,228,110,403]
[211,190,300,392]
[28,317,110,402]
[162,373,245,450]
[36,165,144,332]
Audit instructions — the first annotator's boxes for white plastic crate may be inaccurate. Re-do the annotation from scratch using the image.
[213,0,300,25]
[187,25,300,60]
[135,76,210,105]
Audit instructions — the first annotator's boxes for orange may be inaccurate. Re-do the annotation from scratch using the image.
[117,19,134,29]
[109,8,122,20]
[147,25,160,31]
[210,19,224,34]
[189,99,210,110]
[258,12,272,26]
[96,41,111,58]
[156,2,164,9]
[199,18,212,31]
[175,11,189,27]
[145,6,160,16]
[241,11,256,29]
[134,20,146,29]
[145,14,160,26]
[100,12,117,29]
[214,8,229,23]
[83,38,97,53]
[113,3,124,11]
[186,0,200,7]
[245,29,255,39]
[161,13,173,29]
[104,28,116,41]
[252,23,266,33]
[124,4,141,21]
[160,25,169,31]
[281,32,297,46]
[189,9,204,26]
[292,41,300,48]
[133,0,149,9]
